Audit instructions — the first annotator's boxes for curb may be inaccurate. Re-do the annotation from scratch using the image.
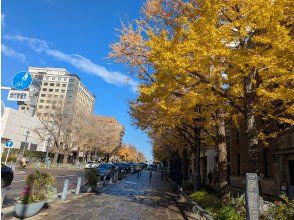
[1,189,78,218]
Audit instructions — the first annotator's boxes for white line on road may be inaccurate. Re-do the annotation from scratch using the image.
[12,174,78,183]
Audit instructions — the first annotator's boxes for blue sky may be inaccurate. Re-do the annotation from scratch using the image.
[1,0,153,160]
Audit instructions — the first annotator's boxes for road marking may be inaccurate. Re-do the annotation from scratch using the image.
[12,174,78,183]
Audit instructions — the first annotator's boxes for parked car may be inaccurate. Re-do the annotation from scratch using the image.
[85,161,99,169]
[1,163,14,188]
[96,163,116,180]
[147,164,158,171]
[139,162,147,169]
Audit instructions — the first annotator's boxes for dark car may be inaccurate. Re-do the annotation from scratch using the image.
[1,163,14,188]
[139,162,147,169]
[96,163,116,180]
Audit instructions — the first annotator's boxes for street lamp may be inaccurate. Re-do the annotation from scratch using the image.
[22,130,30,156]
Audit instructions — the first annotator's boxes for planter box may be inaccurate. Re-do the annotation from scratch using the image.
[14,201,45,218]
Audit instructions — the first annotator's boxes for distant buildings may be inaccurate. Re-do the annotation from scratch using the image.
[18,67,95,117]
[1,107,46,152]
[1,67,124,162]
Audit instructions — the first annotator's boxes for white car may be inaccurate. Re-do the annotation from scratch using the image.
[85,161,99,169]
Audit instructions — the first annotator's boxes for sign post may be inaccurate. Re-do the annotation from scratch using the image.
[245,173,260,220]
[5,140,13,165]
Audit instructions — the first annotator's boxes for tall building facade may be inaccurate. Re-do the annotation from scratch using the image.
[18,67,95,117]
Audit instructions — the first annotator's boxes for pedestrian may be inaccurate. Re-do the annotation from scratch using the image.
[137,170,140,178]
[149,170,152,181]
[139,168,142,177]
[208,170,213,185]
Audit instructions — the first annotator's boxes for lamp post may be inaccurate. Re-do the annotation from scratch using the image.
[22,130,30,156]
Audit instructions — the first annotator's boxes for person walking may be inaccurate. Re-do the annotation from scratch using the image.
[149,170,153,181]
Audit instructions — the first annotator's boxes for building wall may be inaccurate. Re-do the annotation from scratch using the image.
[229,120,294,197]
[1,107,46,152]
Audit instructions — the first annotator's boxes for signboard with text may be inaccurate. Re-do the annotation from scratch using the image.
[7,90,29,102]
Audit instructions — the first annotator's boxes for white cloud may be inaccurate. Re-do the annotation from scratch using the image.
[5,35,138,92]
[1,44,26,62]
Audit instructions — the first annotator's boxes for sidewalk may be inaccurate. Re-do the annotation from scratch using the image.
[6,171,199,220]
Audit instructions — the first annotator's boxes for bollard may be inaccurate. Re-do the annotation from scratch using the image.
[75,177,82,196]
[61,179,69,200]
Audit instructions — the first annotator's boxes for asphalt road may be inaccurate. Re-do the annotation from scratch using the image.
[2,168,84,208]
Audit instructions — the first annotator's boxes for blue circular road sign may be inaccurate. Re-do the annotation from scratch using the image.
[5,140,13,148]
[12,71,33,90]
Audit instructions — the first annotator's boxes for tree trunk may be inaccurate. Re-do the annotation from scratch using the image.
[244,70,260,174]
[182,148,189,182]
[194,128,201,191]
[216,109,229,197]
[63,153,69,164]
[53,151,59,164]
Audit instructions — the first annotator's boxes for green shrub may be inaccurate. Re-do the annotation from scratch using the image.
[85,168,98,186]
[182,180,194,192]
[18,170,56,204]
[190,190,223,217]
[267,195,294,220]
[1,153,17,162]
[216,205,241,220]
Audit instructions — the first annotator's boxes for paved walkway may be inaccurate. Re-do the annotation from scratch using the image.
[28,171,197,220]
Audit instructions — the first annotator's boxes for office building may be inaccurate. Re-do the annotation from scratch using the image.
[18,67,95,117]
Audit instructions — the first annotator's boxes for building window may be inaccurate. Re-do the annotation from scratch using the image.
[54,95,58,98]
[21,106,25,110]
[42,88,47,91]
[62,84,66,87]
[47,94,52,98]
[46,100,51,103]
[60,95,64,98]
[50,83,54,86]
[45,106,50,109]
[41,94,46,97]
[55,89,59,92]
[263,150,269,177]
[52,77,55,80]
[49,89,53,92]
[39,105,43,109]
[237,153,241,175]
[63,78,67,81]
[56,83,60,87]
[44,82,48,86]
[58,77,62,81]
[40,99,44,103]
[61,89,65,93]
[69,79,74,82]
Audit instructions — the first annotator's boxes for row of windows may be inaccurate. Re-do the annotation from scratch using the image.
[44,76,68,81]
[40,94,65,98]
[43,82,67,87]
[42,88,66,93]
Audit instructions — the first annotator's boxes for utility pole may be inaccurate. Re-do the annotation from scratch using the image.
[22,130,30,156]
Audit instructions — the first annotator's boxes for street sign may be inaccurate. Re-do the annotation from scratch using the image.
[5,140,13,165]
[12,71,33,90]
[5,140,13,148]
[7,90,29,101]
